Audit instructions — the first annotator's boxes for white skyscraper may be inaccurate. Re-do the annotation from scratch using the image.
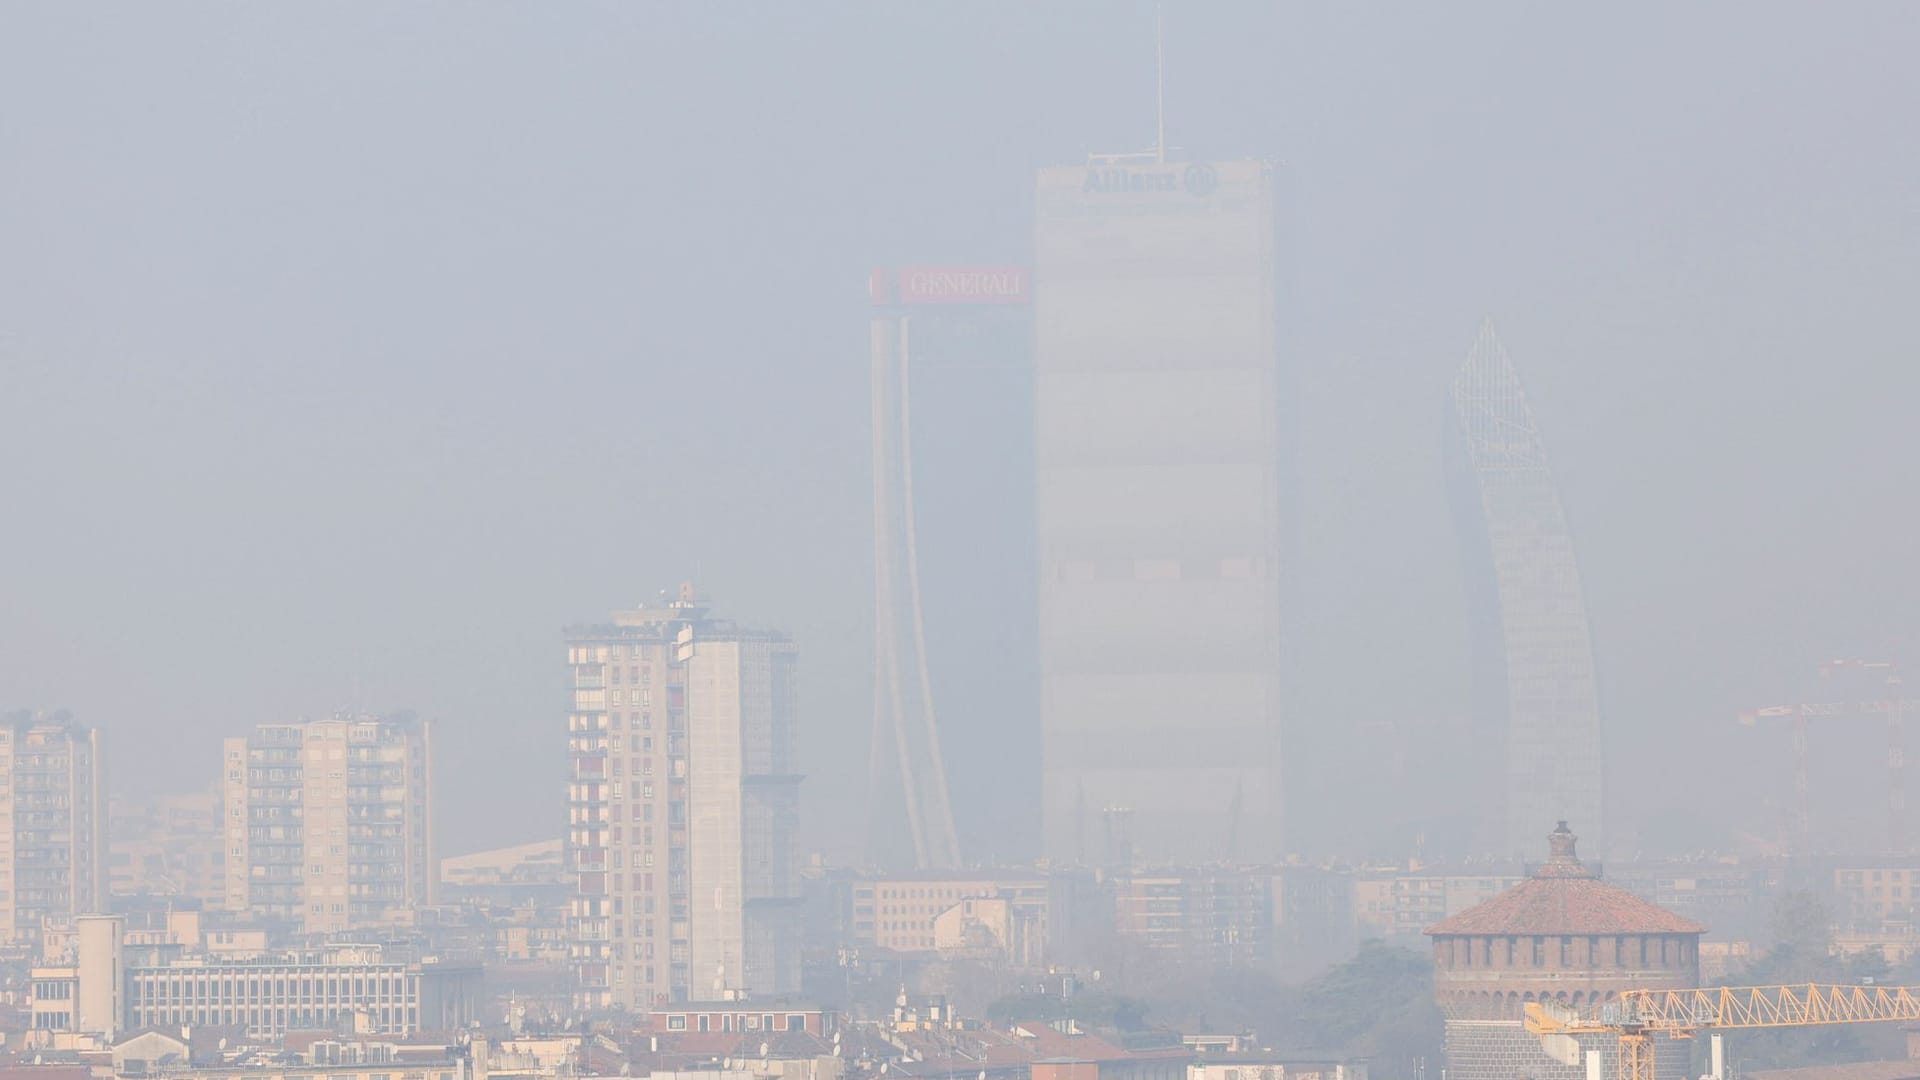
[1034,157,1285,864]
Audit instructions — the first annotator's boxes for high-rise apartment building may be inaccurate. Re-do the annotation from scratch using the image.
[564,586,800,1013]
[1034,157,1285,864]
[0,713,107,947]
[1448,323,1604,855]
[222,713,435,935]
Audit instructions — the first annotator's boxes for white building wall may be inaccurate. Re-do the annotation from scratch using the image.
[686,640,745,999]
[1035,159,1284,864]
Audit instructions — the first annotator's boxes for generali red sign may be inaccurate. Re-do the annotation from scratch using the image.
[871,265,1031,306]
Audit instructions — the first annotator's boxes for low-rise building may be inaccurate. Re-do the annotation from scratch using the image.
[844,871,1055,963]
[1109,869,1270,968]
[29,922,479,1040]
[1189,1058,1369,1080]
[646,1003,834,1037]
[1832,863,1920,925]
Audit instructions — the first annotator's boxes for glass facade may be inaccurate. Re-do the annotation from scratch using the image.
[1449,323,1604,854]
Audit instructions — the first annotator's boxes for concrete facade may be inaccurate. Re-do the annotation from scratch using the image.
[221,713,435,934]
[0,715,107,949]
[565,588,801,1012]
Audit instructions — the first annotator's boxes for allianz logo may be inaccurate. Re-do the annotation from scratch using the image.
[1082,163,1219,197]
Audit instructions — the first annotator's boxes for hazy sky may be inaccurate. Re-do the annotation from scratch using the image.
[4,4,1917,862]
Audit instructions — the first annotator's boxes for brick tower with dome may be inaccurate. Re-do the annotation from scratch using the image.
[1425,822,1705,1080]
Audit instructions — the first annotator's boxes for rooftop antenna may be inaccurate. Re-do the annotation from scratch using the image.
[1154,2,1167,163]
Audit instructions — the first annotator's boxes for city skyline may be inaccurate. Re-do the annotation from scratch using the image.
[5,4,1919,871]
[8,9,1920,1080]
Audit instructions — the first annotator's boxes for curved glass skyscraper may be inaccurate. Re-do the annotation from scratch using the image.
[1448,322,1603,855]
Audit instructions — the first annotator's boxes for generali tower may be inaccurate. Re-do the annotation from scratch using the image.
[1034,156,1285,864]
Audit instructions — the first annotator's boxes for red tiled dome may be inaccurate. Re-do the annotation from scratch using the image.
[1424,822,1706,937]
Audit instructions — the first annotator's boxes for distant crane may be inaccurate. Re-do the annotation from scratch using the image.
[1739,659,1917,853]
[1526,983,1920,1080]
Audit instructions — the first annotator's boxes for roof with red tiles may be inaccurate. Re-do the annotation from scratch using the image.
[1425,823,1707,937]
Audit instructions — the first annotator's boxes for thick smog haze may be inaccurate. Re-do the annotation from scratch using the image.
[4,2,1918,870]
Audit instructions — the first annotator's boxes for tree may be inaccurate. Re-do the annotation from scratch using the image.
[1269,942,1442,1080]
[1764,891,1835,976]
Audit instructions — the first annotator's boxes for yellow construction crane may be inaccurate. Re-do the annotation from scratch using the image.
[1525,984,1920,1080]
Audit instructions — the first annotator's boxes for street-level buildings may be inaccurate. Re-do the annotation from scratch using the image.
[30,919,478,1040]
[222,713,435,935]
[565,587,801,1012]
[842,870,1053,966]
[1109,868,1272,969]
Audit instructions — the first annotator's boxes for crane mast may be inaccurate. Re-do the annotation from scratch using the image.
[1740,659,1913,853]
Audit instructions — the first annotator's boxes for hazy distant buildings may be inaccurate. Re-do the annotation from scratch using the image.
[1033,157,1284,863]
[865,266,1037,870]
[1448,323,1604,856]
[221,713,435,935]
[838,868,1054,966]
[564,587,801,1012]
[1109,867,1273,969]
[109,787,224,907]
[0,713,106,948]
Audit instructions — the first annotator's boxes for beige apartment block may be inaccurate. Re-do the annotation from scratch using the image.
[223,713,434,934]
[565,586,801,1012]
[0,714,107,949]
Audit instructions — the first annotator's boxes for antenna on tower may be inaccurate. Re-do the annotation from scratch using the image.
[1154,3,1167,163]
